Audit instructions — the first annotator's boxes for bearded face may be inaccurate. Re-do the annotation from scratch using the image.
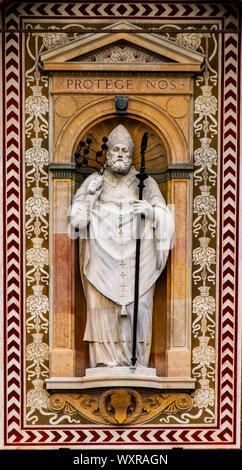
[106,143,132,175]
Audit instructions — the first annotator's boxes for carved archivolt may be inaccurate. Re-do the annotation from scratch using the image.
[48,389,193,425]
[54,96,188,164]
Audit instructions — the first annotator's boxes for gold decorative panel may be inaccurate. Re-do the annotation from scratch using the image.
[49,389,193,425]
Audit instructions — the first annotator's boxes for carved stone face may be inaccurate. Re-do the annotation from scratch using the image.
[106,142,132,175]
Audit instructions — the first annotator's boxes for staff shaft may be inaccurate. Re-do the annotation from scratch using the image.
[131,185,143,367]
[131,132,148,367]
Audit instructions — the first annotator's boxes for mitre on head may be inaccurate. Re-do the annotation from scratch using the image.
[107,124,134,154]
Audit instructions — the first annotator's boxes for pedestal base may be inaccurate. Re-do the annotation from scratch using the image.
[85,366,156,377]
[46,366,196,390]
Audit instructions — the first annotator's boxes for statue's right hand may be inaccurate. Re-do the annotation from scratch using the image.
[87,175,103,195]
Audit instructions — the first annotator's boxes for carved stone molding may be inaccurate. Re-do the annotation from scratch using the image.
[48,163,194,184]
[48,389,193,425]
[99,389,143,425]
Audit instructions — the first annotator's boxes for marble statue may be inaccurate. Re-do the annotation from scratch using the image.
[70,125,175,369]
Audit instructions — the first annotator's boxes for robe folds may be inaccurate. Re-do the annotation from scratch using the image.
[70,166,175,367]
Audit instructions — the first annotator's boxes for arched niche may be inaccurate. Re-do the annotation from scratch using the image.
[49,95,192,384]
[74,115,168,170]
[73,115,169,377]
[54,96,189,165]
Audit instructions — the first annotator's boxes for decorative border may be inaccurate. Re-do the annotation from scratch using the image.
[2,11,23,443]
[219,29,240,440]
[3,2,229,17]
[1,2,241,447]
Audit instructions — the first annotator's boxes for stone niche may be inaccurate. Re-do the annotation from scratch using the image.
[42,21,204,393]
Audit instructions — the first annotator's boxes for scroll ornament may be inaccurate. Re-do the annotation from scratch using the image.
[48,390,193,425]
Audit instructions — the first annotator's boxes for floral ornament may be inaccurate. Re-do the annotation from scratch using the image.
[195,94,217,117]
[194,146,217,168]
[26,238,49,286]
[25,85,49,138]
[26,284,49,333]
[25,187,49,239]
[41,31,70,50]
[27,244,49,269]
[192,286,216,339]
[26,292,49,315]
[25,140,49,167]
[193,189,216,216]
[193,187,216,237]
[194,87,217,138]
[24,22,81,426]
[25,138,49,187]
[26,187,49,217]
[175,32,203,51]
[192,338,215,367]
[31,23,70,50]
[193,245,216,268]
[192,336,216,384]
[193,241,216,285]
[190,27,218,424]
[193,186,216,216]
[26,333,49,382]
[26,379,50,410]
[193,379,215,409]
[193,139,217,186]
[193,291,215,316]
[25,89,49,117]
[83,44,161,63]
[26,334,49,363]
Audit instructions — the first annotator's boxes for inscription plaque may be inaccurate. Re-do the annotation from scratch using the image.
[52,75,191,94]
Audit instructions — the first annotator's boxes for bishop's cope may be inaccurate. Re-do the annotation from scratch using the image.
[70,125,175,369]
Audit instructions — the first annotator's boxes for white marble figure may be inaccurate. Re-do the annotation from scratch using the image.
[70,125,175,369]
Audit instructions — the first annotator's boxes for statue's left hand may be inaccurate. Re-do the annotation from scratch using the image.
[133,200,154,220]
[87,175,103,196]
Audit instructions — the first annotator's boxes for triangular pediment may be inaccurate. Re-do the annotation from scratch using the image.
[68,40,175,64]
[41,21,204,72]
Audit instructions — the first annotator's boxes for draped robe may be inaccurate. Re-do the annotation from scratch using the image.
[70,166,175,367]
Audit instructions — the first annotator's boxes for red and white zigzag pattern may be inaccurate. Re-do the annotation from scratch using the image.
[1,2,240,447]
[6,425,240,446]
[219,19,239,440]
[3,13,22,444]
[5,1,228,18]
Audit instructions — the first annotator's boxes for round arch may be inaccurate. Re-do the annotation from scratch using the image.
[54,96,189,165]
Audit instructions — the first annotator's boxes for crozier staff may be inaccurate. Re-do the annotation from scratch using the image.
[70,125,175,369]
[131,132,148,367]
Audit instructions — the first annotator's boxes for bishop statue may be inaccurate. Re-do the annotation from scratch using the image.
[70,125,175,369]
